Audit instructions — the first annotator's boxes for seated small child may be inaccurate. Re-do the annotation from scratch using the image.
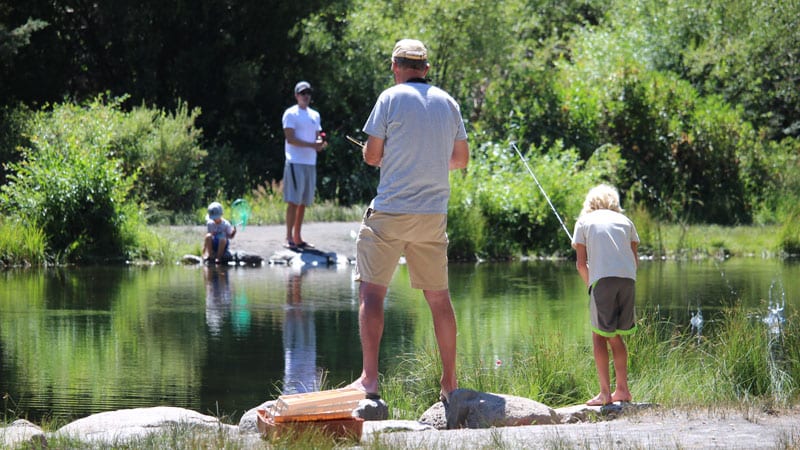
[203,201,237,264]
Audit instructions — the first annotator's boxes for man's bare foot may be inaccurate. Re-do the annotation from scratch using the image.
[611,391,632,403]
[586,393,612,406]
[345,378,378,396]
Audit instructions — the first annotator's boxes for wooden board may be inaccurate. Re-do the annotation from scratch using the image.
[270,388,366,422]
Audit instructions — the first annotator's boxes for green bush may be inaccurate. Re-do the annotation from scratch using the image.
[449,140,622,258]
[0,99,139,261]
[113,100,208,214]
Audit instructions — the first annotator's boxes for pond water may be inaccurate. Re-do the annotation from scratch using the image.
[1,258,797,423]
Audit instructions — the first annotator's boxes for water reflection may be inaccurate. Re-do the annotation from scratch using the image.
[282,267,320,394]
[204,266,232,336]
[764,280,786,336]
[690,306,704,339]
[765,280,790,403]
[204,266,252,338]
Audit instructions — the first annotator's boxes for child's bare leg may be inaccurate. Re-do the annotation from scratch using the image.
[202,234,213,259]
[609,335,632,402]
[215,238,228,261]
[587,332,612,405]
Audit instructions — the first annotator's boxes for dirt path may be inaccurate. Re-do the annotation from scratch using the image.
[232,221,361,259]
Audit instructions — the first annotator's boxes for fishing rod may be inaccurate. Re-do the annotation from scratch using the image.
[511,143,573,242]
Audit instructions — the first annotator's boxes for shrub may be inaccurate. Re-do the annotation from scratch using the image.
[449,140,621,258]
[113,100,208,214]
[0,99,138,261]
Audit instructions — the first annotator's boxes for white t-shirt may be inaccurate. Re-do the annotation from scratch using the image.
[572,209,639,285]
[282,104,322,166]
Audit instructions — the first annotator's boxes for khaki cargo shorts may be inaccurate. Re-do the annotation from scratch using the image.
[354,209,449,291]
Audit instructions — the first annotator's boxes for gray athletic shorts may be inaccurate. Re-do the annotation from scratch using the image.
[283,162,316,205]
[589,277,637,337]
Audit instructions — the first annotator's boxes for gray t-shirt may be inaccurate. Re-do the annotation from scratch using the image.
[572,209,639,285]
[363,81,467,214]
[206,218,235,240]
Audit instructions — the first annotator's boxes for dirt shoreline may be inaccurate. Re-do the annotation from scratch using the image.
[169,221,362,261]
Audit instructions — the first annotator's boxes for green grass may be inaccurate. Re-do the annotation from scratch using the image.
[630,221,784,259]
[192,183,365,227]
[0,219,49,266]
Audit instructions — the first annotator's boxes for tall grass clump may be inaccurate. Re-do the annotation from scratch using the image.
[778,208,800,256]
[200,182,364,228]
[0,218,48,266]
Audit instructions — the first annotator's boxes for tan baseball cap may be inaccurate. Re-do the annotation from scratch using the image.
[392,39,428,61]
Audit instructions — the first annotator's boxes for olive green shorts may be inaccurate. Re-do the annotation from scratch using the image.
[354,209,449,290]
[589,277,637,337]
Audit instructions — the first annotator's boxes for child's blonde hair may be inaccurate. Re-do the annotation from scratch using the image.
[580,184,622,216]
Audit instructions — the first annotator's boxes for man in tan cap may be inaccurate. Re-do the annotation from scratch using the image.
[348,38,469,405]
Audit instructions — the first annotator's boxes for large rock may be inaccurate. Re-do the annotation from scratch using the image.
[420,389,559,430]
[55,406,237,445]
[354,397,389,421]
[239,400,275,434]
[1,419,46,448]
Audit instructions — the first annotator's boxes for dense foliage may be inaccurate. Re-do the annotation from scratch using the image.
[0,98,205,262]
[1,0,799,260]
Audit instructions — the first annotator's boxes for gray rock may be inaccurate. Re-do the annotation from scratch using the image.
[181,251,264,266]
[1,419,47,448]
[420,389,559,430]
[55,406,236,445]
[363,419,434,434]
[239,400,276,434]
[354,397,389,421]
[554,404,596,423]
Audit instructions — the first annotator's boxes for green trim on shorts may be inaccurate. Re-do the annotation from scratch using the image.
[591,324,638,338]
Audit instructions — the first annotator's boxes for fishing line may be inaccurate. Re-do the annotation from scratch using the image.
[511,143,573,242]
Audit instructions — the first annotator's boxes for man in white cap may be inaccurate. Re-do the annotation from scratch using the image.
[281,80,327,250]
[348,38,469,405]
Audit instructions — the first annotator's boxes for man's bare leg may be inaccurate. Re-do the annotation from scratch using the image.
[285,202,298,244]
[348,281,386,395]
[292,204,306,244]
[423,289,458,397]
